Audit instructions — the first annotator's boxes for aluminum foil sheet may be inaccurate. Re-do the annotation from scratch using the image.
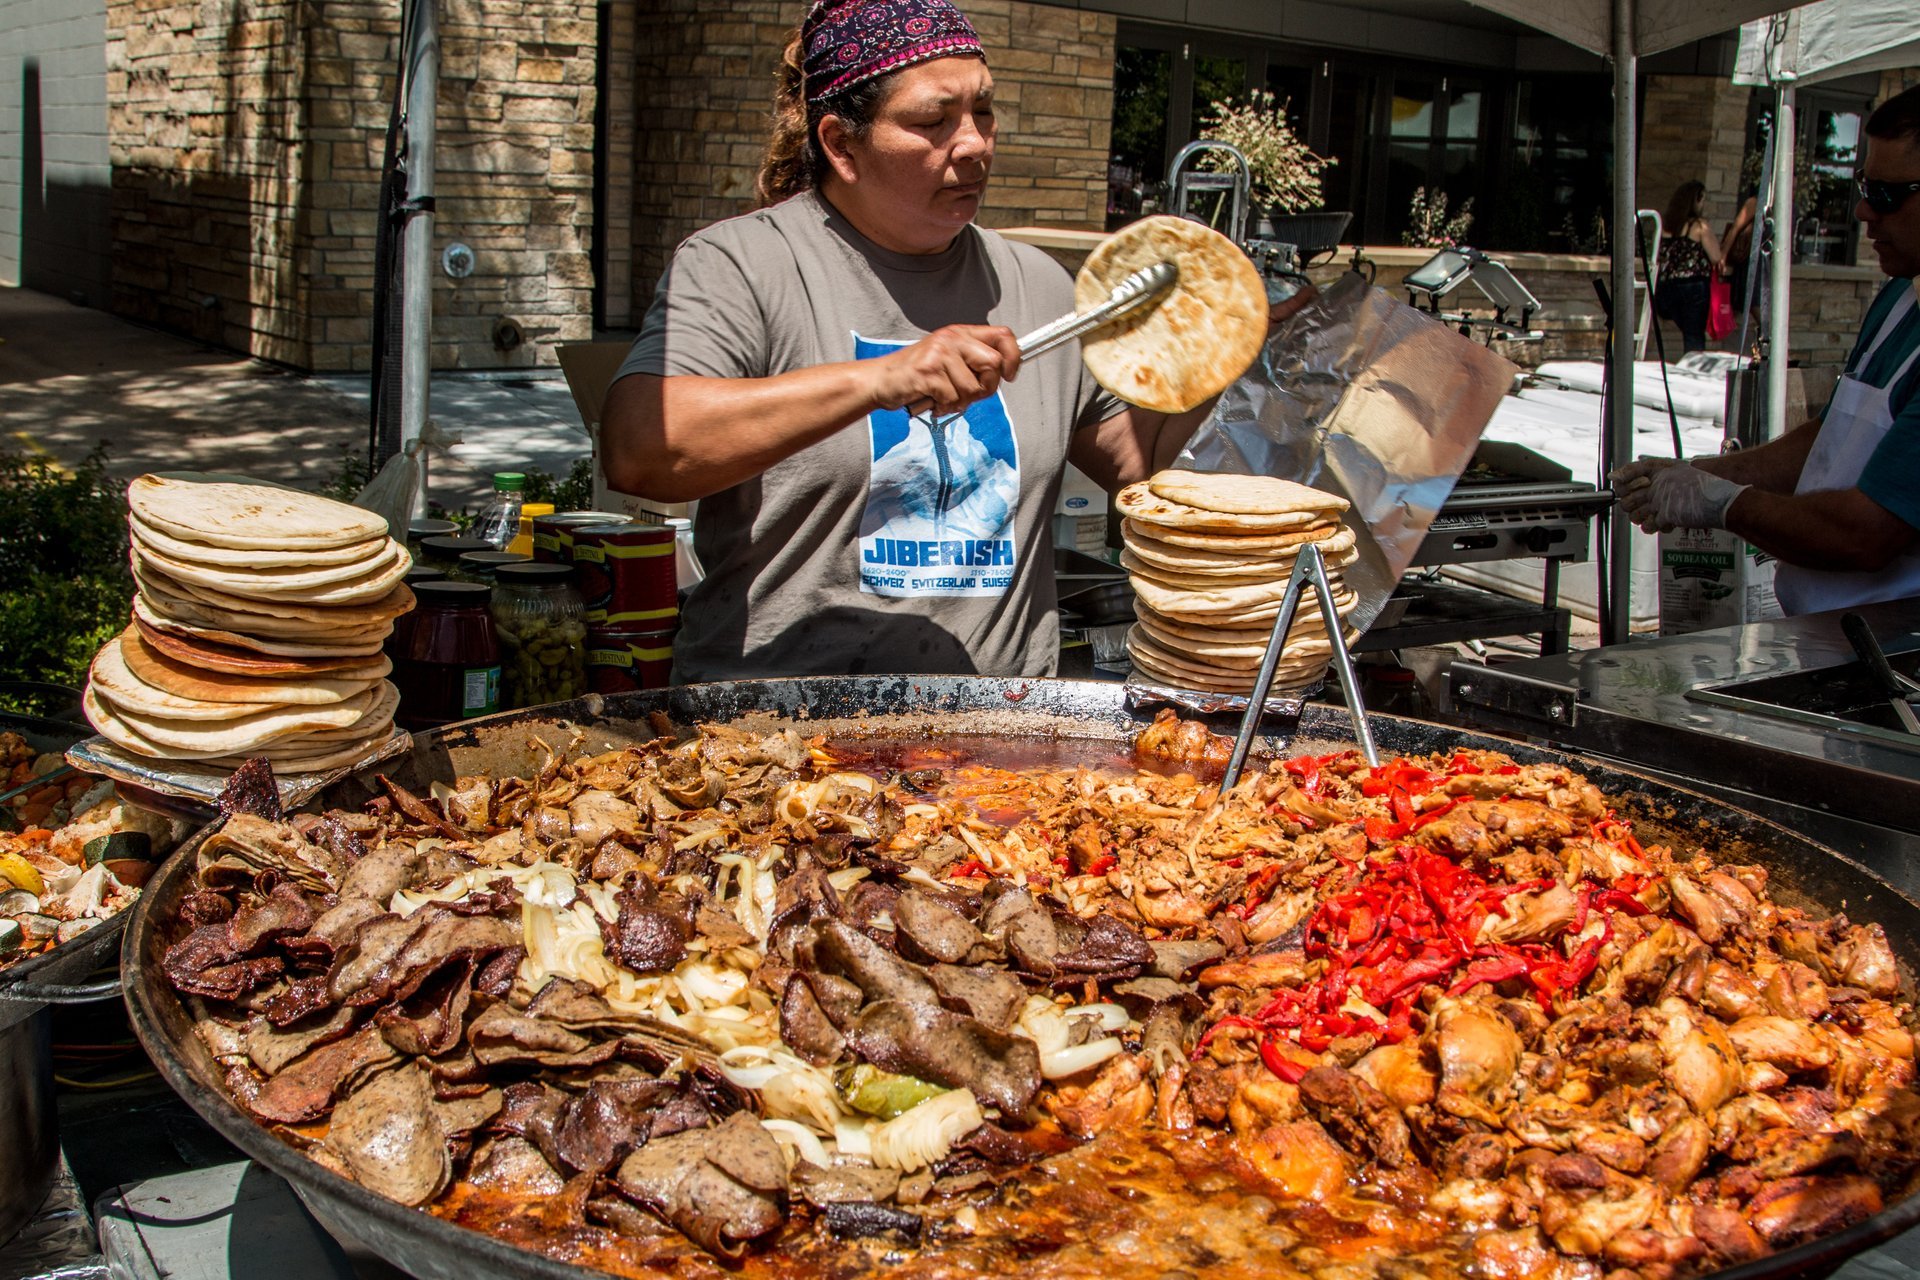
[65,727,413,813]
[1178,272,1518,630]
[1124,678,1319,718]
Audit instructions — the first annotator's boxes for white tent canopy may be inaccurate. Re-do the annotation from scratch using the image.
[1467,0,1803,58]
[1734,0,1920,87]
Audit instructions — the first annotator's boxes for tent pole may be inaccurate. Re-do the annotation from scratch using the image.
[1767,83,1795,438]
[1606,0,1637,646]
[400,0,439,497]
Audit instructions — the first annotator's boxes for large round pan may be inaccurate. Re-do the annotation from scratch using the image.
[122,677,1920,1280]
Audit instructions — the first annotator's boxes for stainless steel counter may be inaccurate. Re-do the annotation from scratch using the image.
[1448,598,1920,888]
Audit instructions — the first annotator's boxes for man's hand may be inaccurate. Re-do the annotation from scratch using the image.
[867,324,1022,417]
[1268,284,1319,329]
[1621,464,1750,533]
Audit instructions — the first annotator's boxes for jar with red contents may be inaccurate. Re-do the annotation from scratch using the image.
[393,581,502,729]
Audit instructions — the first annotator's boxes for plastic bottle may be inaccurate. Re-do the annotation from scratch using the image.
[472,472,527,550]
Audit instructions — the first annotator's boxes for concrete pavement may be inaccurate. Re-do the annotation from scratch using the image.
[0,286,602,512]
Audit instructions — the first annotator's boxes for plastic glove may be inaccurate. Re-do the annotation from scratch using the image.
[1642,464,1748,531]
[1611,456,1676,529]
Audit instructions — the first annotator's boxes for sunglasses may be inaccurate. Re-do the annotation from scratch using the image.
[1857,175,1920,215]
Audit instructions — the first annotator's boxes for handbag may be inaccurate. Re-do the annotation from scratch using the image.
[1707,272,1735,342]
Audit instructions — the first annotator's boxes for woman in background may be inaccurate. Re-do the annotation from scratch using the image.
[1655,180,1726,352]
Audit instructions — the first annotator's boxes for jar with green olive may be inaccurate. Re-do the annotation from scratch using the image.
[489,562,588,708]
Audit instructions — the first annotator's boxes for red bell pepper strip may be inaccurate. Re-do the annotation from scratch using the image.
[1259,1035,1309,1083]
[1085,854,1118,876]
[949,859,992,879]
[1189,1014,1261,1061]
[1448,952,1531,995]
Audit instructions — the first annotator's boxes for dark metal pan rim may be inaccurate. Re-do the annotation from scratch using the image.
[120,677,1920,1280]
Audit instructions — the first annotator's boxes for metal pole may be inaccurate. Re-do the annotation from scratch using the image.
[1767,83,1796,439]
[1605,0,1637,647]
[400,0,439,492]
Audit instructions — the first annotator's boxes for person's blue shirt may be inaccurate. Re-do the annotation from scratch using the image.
[1849,277,1920,530]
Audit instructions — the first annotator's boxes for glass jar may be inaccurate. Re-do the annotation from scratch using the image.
[419,535,493,578]
[490,562,588,708]
[456,549,530,585]
[389,566,447,663]
[406,518,459,560]
[394,581,501,728]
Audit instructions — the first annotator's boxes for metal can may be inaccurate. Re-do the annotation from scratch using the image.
[585,623,676,692]
[531,512,619,566]
[571,523,678,625]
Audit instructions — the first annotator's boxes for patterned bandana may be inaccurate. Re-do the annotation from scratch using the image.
[802,0,985,105]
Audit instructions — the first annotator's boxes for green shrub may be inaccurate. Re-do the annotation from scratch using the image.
[522,458,595,512]
[0,444,133,714]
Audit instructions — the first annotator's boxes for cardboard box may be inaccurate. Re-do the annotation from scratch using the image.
[555,342,689,523]
[1658,527,1781,635]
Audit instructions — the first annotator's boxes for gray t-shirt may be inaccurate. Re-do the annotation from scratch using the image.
[615,190,1122,682]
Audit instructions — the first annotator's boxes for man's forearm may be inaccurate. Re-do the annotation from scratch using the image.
[1693,417,1820,492]
[1725,484,1916,572]
[602,368,879,503]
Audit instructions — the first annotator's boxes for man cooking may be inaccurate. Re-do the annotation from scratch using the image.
[600,0,1300,682]
[1615,85,1920,616]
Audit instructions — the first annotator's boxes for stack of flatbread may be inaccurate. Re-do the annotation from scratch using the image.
[83,475,412,774]
[1117,470,1360,694]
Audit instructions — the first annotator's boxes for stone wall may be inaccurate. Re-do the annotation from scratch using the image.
[107,0,310,362]
[106,0,596,371]
[1,0,113,305]
[620,0,1115,321]
[1637,74,1750,237]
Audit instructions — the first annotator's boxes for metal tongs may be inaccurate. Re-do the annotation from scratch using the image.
[1218,542,1379,791]
[920,261,1177,426]
[1015,260,1179,360]
[1841,612,1920,736]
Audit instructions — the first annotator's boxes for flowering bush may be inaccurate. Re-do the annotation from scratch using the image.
[1403,187,1476,248]
[1198,90,1334,214]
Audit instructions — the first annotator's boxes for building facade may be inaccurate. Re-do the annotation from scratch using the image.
[0,0,1910,374]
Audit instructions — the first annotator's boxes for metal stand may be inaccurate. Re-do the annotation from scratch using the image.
[1220,544,1379,792]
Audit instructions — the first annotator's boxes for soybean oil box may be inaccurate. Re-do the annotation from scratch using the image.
[557,342,689,523]
[1658,527,1781,635]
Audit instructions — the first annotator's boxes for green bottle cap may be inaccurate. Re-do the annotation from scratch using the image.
[492,472,527,492]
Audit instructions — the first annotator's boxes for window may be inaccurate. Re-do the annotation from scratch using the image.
[1800,98,1865,265]
[1108,46,1172,228]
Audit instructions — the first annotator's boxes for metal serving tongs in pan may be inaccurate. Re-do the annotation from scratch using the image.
[1841,612,1920,736]
[1218,542,1379,791]
[919,261,1178,425]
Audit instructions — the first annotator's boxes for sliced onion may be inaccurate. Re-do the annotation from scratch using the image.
[1040,1036,1123,1080]
[761,1118,831,1171]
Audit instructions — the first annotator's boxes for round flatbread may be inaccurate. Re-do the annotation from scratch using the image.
[133,582,395,646]
[1123,524,1356,573]
[90,639,287,722]
[1121,541,1359,586]
[198,724,402,775]
[133,561,414,627]
[133,609,388,673]
[127,474,389,550]
[1129,625,1336,678]
[1135,599,1353,646]
[1147,471,1350,518]
[1077,217,1269,414]
[1132,617,1352,668]
[130,517,386,569]
[1117,481,1338,534]
[1126,638,1327,695]
[1120,519,1344,554]
[84,684,382,754]
[86,685,232,760]
[132,539,410,606]
[1129,566,1359,617]
[114,627,387,705]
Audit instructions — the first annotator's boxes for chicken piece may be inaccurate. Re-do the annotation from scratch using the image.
[1744,1127,1865,1179]
[1686,1204,1770,1266]
[1046,1052,1153,1139]
[1612,923,1689,1001]
[1746,1174,1883,1249]
[1646,1116,1711,1192]
[1297,1065,1414,1169]
[1242,891,1314,946]
[1434,998,1523,1127]
[1243,1119,1352,1201]
[1506,1096,1590,1151]
[1226,1074,1301,1135]
[1659,947,1710,1005]
[1195,950,1308,991]
[1435,1130,1511,1182]
[1133,710,1232,771]
[1353,1040,1438,1111]
[1481,883,1580,947]
[1705,871,1761,919]
[1668,874,1740,945]
[1702,961,1768,1022]
[1830,922,1902,997]
[1726,1016,1834,1072]
[1652,997,1742,1115]
[1470,1227,1559,1280]
[1712,1093,1794,1154]
[1603,1228,1706,1271]
[1744,1061,1791,1094]
[1763,961,1831,1021]
[1571,834,1652,884]
[1572,1123,1647,1175]
[1415,798,1574,859]
[1431,1178,1512,1226]
[1540,1175,1659,1257]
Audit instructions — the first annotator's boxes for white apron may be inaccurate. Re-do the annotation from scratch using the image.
[1773,286,1920,616]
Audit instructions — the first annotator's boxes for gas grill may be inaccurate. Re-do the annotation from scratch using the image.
[1414,472,1613,567]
